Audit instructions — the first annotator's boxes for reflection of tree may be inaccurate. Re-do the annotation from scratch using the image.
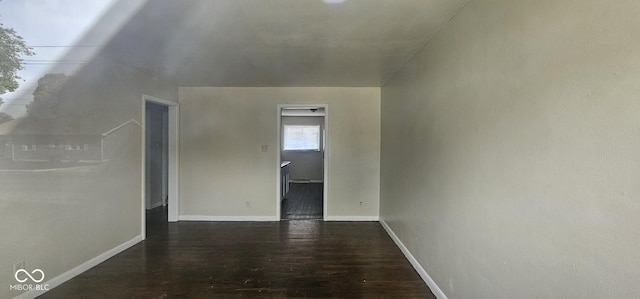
[1,23,33,124]
[0,99,12,124]
[26,63,156,126]
[0,112,11,124]
[0,23,34,94]
[26,73,68,119]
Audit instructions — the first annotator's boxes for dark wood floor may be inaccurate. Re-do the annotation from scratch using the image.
[40,206,435,298]
[281,183,323,220]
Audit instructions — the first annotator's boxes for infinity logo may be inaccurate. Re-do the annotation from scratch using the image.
[15,269,45,283]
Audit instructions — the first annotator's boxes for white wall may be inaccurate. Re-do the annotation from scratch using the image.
[380,0,640,298]
[281,116,324,182]
[179,87,380,220]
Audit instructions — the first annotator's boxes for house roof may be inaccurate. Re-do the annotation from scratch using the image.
[101,119,142,136]
[0,118,140,136]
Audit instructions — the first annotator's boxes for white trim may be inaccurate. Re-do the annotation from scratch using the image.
[325,216,380,221]
[161,110,169,208]
[281,111,325,117]
[142,94,180,240]
[379,219,448,299]
[276,108,281,220]
[167,105,179,222]
[277,104,328,221]
[141,98,146,239]
[322,106,328,221]
[179,215,278,222]
[144,94,177,106]
[14,235,143,299]
[144,108,151,210]
[281,107,325,117]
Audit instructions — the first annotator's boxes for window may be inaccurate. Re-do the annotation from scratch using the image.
[283,125,320,151]
[22,144,36,151]
[65,144,82,150]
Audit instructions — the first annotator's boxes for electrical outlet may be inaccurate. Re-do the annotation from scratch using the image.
[13,260,25,273]
[246,201,250,208]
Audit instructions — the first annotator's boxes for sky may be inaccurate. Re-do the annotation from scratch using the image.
[0,0,116,117]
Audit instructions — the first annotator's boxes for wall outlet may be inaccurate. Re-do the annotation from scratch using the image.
[13,260,25,273]
[246,201,250,208]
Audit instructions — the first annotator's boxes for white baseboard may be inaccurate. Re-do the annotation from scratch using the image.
[379,219,448,299]
[179,215,278,221]
[325,216,379,221]
[15,235,143,299]
[146,201,163,210]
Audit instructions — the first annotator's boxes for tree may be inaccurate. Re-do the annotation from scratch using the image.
[0,23,34,94]
[0,112,11,124]
[0,98,11,124]
[0,22,31,124]
[26,73,68,118]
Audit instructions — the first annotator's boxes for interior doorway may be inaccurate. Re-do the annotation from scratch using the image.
[142,95,179,239]
[145,101,168,227]
[277,105,327,220]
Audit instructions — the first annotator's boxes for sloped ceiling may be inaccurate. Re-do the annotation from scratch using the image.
[97,0,470,87]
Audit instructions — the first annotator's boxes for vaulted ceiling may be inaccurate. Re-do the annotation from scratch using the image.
[79,0,470,87]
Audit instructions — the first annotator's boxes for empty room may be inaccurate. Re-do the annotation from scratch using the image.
[1,0,639,298]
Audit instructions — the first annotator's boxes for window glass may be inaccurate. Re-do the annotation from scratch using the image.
[283,125,320,151]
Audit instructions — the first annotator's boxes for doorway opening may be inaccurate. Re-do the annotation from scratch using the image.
[277,105,327,220]
[142,95,179,239]
[145,101,168,230]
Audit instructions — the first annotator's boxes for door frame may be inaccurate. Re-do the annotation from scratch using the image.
[141,94,179,239]
[276,104,328,221]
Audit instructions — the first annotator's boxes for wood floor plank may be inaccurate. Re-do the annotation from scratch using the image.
[281,183,323,220]
[40,207,435,298]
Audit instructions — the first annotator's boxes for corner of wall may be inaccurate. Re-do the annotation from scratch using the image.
[379,219,448,299]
